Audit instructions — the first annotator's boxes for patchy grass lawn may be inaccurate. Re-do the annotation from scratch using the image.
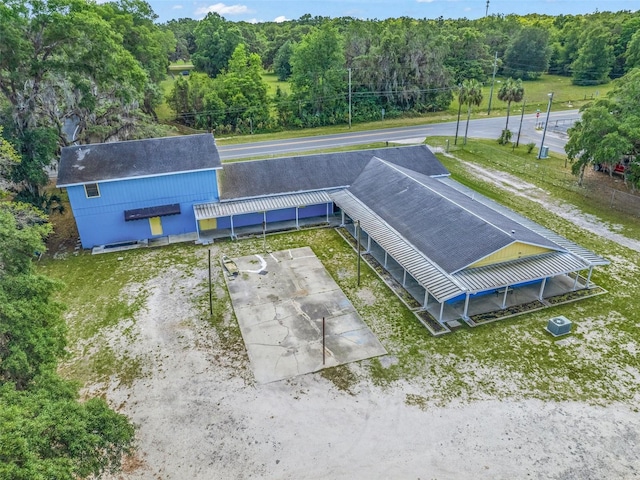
[40,203,640,406]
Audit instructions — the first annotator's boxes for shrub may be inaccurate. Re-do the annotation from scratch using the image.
[498,129,512,145]
[526,142,536,154]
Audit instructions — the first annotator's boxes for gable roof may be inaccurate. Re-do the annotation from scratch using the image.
[218,145,448,200]
[346,158,563,274]
[57,134,221,187]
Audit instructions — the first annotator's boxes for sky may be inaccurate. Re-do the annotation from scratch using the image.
[146,0,639,24]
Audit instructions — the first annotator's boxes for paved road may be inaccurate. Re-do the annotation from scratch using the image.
[218,110,580,161]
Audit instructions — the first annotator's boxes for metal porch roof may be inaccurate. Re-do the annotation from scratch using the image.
[330,190,465,302]
[194,190,334,220]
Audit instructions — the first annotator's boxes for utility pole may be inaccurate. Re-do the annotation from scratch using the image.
[487,52,498,115]
[537,92,554,159]
[348,67,352,129]
[516,99,526,147]
[485,0,490,17]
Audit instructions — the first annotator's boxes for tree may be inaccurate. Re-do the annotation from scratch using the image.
[0,0,155,208]
[566,69,640,186]
[461,79,484,145]
[192,12,242,77]
[625,29,640,71]
[274,40,295,81]
[290,24,346,123]
[0,202,135,478]
[0,128,20,196]
[445,27,493,84]
[503,27,551,79]
[497,77,524,132]
[571,26,614,86]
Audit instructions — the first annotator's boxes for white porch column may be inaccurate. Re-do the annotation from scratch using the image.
[384,251,388,268]
[585,266,594,288]
[463,293,470,319]
[402,269,407,287]
[572,272,579,290]
[439,302,445,323]
[501,286,509,309]
[326,203,329,223]
[295,207,299,229]
[423,289,429,309]
[341,210,345,226]
[366,236,371,253]
[538,277,547,300]
[230,215,235,239]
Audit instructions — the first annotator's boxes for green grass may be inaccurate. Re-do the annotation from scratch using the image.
[261,71,291,96]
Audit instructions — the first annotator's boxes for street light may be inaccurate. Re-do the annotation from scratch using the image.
[537,92,554,159]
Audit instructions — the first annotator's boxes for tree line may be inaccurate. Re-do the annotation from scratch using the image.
[163,10,640,132]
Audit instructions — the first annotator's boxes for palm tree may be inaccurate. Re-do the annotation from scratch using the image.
[497,77,524,132]
[462,79,483,145]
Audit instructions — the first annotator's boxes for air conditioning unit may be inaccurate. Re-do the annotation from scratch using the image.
[546,315,572,337]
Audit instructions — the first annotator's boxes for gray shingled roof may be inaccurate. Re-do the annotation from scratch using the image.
[218,145,448,200]
[347,158,564,274]
[57,134,221,186]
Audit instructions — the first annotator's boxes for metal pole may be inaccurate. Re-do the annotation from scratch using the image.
[454,98,462,145]
[356,220,361,287]
[537,92,554,159]
[348,68,352,129]
[208,250,213,316]
[516,99,526,147]
[322,317,325,365]
[487,52,498,115]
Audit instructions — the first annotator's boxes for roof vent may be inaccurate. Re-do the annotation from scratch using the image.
[546,315,572,337]
[511,230,515,235]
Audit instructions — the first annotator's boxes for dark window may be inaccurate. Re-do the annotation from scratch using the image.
[84,183,100,198]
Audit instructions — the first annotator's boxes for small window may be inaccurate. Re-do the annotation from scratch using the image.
[84,183,100,198]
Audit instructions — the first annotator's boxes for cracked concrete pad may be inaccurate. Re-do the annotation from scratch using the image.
[226,247,386,384]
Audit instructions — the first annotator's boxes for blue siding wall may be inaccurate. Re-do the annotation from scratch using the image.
[68,170,219,248]
[298,204,327,219]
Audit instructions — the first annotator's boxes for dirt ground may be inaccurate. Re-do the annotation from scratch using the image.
[96,245,640,480]
[49,162,640,479]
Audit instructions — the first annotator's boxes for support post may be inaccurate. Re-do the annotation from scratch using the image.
[439,302,445,323]
[423,289,429,309]
[322,317,326,365]
[402,269,407,287]
[295,207,299,229]
[356,220,361,287]
[208,250,213,316]
[230,215,235,239]
[572,272,579,291]
[366,235,371,253]
[586,266,593,288]
[501,286,509,309]
[326,203,329,223]
[384,251,388,268]
[341,210,345,226]
[538,277,547,300]
[463,293,470,319]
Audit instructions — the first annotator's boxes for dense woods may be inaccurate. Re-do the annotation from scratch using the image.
[1,3,640,475]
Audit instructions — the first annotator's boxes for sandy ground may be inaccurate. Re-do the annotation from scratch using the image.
[94,156,640,479]
[97,249,640,480]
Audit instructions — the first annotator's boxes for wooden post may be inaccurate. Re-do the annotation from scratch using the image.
[356,220,361,287]
[208,250,213,316]
[322,317,326,365]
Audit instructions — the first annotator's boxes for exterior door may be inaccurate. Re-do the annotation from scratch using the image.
[149,216,163,236]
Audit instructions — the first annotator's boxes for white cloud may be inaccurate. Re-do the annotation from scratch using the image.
[194,3,250,16]
[416,0,435,3]
[172,4,183,9]
[273,15,288,23]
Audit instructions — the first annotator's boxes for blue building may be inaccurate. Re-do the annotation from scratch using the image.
[58,135,608,327]
[57,134,221,249]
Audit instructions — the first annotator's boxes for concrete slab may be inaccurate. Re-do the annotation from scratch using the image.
[226,247,387,384]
